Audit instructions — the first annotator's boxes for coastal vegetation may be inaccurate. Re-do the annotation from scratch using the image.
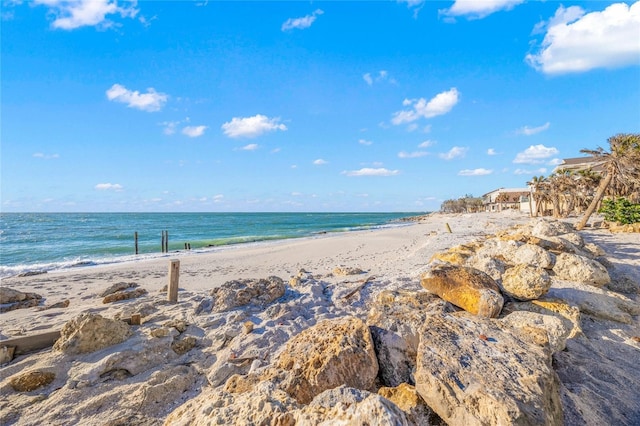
[440,195,483,213]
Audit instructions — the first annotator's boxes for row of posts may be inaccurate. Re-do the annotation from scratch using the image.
[133,231,192,255]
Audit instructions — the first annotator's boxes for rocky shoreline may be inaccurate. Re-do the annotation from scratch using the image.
[1,214,639,425]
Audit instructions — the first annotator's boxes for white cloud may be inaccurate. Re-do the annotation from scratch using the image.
[182,125,207,138]
[439,146,468,160]
[358,139,373,146]
[418,140,435,148]
[342,168,400,177]
[363,70,396,86]
[526,2,640,74]
[487,148,499,155]
[282,9,323,31]
[313,159,328,165]
[516,122,551,136]
[548,158,563,166]
[33,152,60,159]
[95,183,123,191]
[398,151,428,158]
[106,83,168,112]
[458,168,494,176]
[221,114,287,138]
[391,88,460,125]
[34,0,139,30]
[513,144,560,164]
[241,144,259,151]
[363,73,373,86]
[443,0,524,19]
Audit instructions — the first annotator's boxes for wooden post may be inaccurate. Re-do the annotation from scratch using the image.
[445,223,452,233]
[130,313,141,326]
[161,231,165,253]
[165,231,169,253]
[168,259,180,302]
[134,231,139,255]
[184,243,188,250]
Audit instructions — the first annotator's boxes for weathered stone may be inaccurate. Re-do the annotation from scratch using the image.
[415,312,563,426]
[53,313,132,355]
[558,232,584,247]
[504,297,582,338]
[465,254,506,281]
[171,336,197,355]
[421,264,504,318]
[272,316,378,404]
[367,290,446,386]
[531,219,575,237]
[430,244,478,266]
[100,282,138,297]
[501,310,573,353]
[0,288,42,312]
[513,243,554,269]
[209,276,285,312]
[475,238,522,265]
[164,381,299,426]
[378,383,441,426]
[553,253,611,287]
[102,288,148,304]
[1,346,16,364]
[9,371,55,392]
[333,266,366,276]
[223,373,261,394]
[40,299,70,310]
[242,321,254,334]
[583,242,606,257]
[501,264,551,301]
[294,386,410,425]
[548,280,640,324]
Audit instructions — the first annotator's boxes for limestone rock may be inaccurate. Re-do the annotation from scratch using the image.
[1,346,16,364]
[9,371,55,392]
[102,287,148,304]
[272,316,378,404]
[501,264,551,301]
[513,243,554,269]
[333,266,366,275]
[465,254,506,281]
[171,336,197,355]
[100,282,138,297]
[501,310,573,353]
[209,276,285,312]
[421,264,504,318]
[558,232,584,248]
[164,380,299,426]
[415,312,563,426]
[504,297,582,339]
[0,287,42,312]
[294,386,410,425]
[367,290,447,386]
[53,313,132,355]
[553,253,611,287]
[531,219,575,237]
[378,383,441,426]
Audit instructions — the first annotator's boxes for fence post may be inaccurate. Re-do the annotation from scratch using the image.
[134,231,139,255]
[168,259,180,302]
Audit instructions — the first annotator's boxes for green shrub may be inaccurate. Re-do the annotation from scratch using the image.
[599,197,640,224]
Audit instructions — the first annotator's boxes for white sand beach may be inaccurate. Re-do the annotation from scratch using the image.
[1,210,639,425]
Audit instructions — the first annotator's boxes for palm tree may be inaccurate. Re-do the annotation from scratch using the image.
[575,133,640,230]
[527,175,546,217]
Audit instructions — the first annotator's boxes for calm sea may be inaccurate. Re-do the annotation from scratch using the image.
[0,212,423,278]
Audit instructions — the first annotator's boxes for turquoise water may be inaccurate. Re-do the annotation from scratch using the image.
[0,212,423,277]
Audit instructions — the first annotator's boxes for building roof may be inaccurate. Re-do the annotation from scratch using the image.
[553,156,606,174]
[481,188,530,198]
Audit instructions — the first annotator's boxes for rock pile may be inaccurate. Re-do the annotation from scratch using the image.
[0,288,42,312]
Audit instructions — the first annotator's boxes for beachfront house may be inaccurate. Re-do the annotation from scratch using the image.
[552,156,606,174]
[482,188,533,213]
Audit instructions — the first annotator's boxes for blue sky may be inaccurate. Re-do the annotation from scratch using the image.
[2,0,639,212]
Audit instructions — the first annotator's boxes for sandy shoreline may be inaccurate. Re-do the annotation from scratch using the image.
[1,209,639,425]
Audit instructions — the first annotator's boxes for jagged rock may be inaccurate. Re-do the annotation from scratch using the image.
[100,282,138,297]
[378,383,441,426]
[465,254,506,281]
[171,336,197,355]
[1,346,16,364]
[39,299,70,310]
[531,219,575,237]
[513,243,554,269]
[430,244,478,266]
[209,276,285,312]
[553,253,611,287]
[548,280,640,324]
[475,238,522,265]
[583,242,606,257]
[53,313,132,355]
[333,266,366,276]
[558,232,585,248]
[294,386,410,425]
[415,312,563,426]
[9,371,55,392]
[367,290,447,386]
[421,264,504,318]
[0,288,42,312]
[102,288,148,304]
[164,380,299,426]
[270,316,378,404]
[504,297,582,339]
[501,310,572,353]
[501,264,551,301]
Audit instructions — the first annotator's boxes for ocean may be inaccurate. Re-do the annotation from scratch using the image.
[0,212,423,278]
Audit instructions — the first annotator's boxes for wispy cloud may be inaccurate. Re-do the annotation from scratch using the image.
[391,88,460,125]
[342,168,400,177]
[458,168,493,176]
[95,183,123,191]
[487,148,499,155]
[516,122,550,136]
[439,146,468,160]
[34,0,139,30]
[182,125,207,138]
[358,139,373,146]
[241,144,259,151]
[398,151,428,158]
[527,2,640,74]
[106,84,168,112]
[418,140,436,148]
[442,0,525,20]
[221,114,287,138]
[513,144,559,164]
[33,152,60,159]
[363,70,396,86]
[313,159,328,165]
[282,9,323,31]
[514,168,548,175]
